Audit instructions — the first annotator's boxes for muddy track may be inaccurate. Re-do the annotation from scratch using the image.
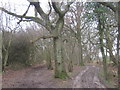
[3,65,107,88]
[73,65,105,88]
[3,65,59,88]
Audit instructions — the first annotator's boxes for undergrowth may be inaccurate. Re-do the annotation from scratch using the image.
[98,68,116,88]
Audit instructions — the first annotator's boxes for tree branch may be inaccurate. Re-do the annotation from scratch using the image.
[99,2,116,12]
[62,2,73,16]
[52,2,73,17]
[27,1,49,21]
[30,35,58,43]
[52,2,62,17]
[64,24,77,38]
[88,32,99,45]
[17,4,31,24]
[48,2,52,16]
[0,7,46,27]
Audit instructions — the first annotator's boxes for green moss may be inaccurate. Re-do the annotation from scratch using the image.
[55,71,69,80]
[80,62,84,66]
[118,75,120,78]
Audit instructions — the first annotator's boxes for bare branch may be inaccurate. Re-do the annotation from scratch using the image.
[27,1,48,20]
[88,32,99,45]
[17,4,31,24]
[64,24,77,37]
[0,7,46,26]
[52,2,73,17]
[52,2,62,17]
[99,2,116,12]
[30,35,58,43]
[62,2,73,15]
[48,2,52,16]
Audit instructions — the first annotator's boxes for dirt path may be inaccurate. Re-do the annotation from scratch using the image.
[3,64,84,88]
[3,65,60,88]
[73,65,105,88]
[3,65,107,88]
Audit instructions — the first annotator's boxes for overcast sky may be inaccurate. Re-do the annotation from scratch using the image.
[0,0,50,30]
[0,0,119,15]
[0,0,49,16]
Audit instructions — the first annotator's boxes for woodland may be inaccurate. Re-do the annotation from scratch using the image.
[0,0,120,89]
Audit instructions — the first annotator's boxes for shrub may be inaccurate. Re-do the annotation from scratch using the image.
[2,31,36,68]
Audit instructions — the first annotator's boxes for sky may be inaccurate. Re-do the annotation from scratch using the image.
[0,0,119,16]
[0,0,49,16]
[0,0,50,30]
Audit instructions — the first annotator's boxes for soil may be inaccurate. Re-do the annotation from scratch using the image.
[2,64,109,88]
[73,65,105,88]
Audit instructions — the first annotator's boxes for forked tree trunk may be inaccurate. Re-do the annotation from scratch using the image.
[53,18,68,79]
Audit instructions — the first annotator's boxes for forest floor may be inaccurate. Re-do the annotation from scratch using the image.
[2,63,115,88]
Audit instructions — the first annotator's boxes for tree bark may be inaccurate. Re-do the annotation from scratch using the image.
[53,18,68,79]
[117,1,120,89]
[0,32,2,72]
[105,27,117,65]
[98,14,108,80]
[45,47,53,70]
[2,31,12,71]
[53,37,68,79]
[76,2,84,66]
[78,38,84,66]
[68,39,75,72]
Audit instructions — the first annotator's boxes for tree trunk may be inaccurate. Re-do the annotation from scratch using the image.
[76,2,84,66]
[53,37,68,79]
[98,15,108,80]
[53,18,68,79]
[46,48,53,70]
[2,31,12,71]
[117,1,120,89]
[68,60,73,72]
[78,38,84,66]
[99,37,108,80]
[105,27,117,65]
[68,41,75,72]
[0,32,2,72]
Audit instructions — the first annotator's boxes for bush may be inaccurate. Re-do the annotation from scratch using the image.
[2,31,36,67]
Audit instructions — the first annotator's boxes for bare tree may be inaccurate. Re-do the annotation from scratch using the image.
[0,0,73,79]
[64,2,86,66]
